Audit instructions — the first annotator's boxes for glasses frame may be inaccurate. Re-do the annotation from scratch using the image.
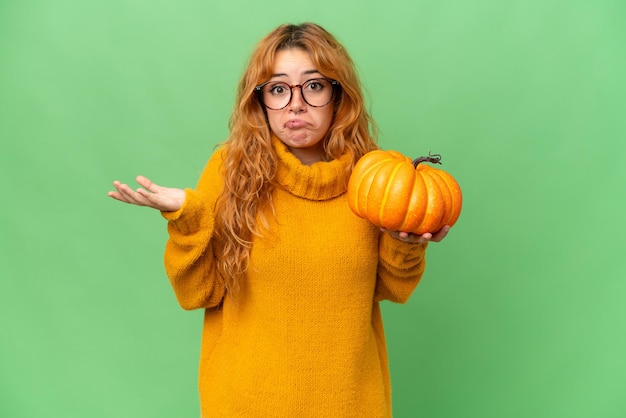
[255,78,339,110]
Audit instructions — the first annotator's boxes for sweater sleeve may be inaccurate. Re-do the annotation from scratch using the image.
[160,149,226,310]
[374,233,428,304]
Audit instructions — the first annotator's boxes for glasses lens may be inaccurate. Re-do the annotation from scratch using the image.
[261,82,291,110]
[301,79,334,107]
[260,78,335,110]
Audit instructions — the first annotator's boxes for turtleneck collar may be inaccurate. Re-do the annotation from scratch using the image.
[272,136,352,201]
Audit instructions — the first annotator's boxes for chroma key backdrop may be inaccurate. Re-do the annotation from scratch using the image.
[1,1,625,417]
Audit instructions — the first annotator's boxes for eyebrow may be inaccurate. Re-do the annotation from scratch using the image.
[270,69,322,78]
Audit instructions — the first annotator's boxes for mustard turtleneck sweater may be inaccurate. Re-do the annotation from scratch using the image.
[162,138,428,417]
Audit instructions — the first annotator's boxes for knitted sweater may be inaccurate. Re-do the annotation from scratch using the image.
[162,137,428,417]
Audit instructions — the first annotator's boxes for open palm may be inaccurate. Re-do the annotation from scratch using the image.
[108,175,185,212]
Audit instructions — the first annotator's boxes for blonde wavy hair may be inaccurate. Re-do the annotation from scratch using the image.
[214,22,379,291]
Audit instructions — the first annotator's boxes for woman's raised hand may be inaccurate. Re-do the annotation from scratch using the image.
[107,175,186,212]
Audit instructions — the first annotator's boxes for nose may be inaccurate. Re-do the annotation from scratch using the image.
[288,86,306,112]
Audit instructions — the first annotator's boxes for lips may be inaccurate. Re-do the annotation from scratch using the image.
[285,119,307,129]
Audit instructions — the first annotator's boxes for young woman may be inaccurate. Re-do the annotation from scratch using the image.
[108,22,449,417]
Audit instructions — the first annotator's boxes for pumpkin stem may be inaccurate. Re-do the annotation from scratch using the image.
[412,152,442,168]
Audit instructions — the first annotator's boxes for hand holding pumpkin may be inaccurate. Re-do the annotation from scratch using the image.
[347,150,462,239]
[381,225,451,244]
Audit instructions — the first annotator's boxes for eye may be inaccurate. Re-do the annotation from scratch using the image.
[305,79,327,92]
[267,83,289,96]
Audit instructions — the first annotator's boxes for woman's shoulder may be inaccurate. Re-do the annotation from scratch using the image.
[202,143,228,171]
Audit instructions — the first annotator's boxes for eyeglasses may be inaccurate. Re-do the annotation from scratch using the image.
[255,78,339,110]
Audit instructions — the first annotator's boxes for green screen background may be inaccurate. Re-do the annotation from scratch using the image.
[1,0,625,417]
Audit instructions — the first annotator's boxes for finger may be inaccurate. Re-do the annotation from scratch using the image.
[109,181,126,197]
[114,182,139,200]
[134,187,170,208]
[136,175,162,194]
[390,230,424,244]
[132,188,158,206]
[430,226,451,242]
[107,191,127,202]
[109,182,139,204]
[420,232,433,240]
[116,183,153,206]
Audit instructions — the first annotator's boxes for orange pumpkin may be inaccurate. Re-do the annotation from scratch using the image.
[347,150,462,235]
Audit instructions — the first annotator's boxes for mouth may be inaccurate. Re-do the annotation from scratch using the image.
[285,119,307,129]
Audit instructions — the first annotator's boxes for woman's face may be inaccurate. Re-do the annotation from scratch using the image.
[264,48,335,165]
